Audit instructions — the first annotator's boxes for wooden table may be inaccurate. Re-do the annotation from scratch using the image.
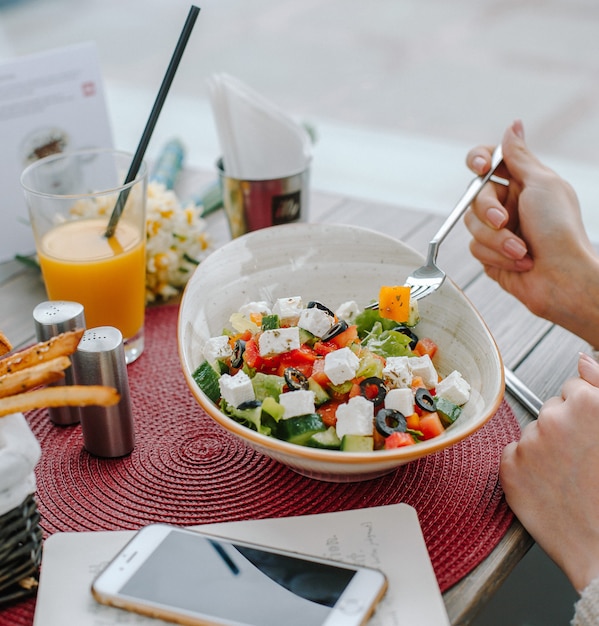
[0,169,590,625]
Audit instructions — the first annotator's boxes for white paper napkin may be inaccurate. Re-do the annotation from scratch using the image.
[208,73,312,180]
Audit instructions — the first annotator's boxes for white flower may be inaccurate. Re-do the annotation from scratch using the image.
[144,182,212,303]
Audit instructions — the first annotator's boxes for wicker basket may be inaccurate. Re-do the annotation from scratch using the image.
[0,493,42,606]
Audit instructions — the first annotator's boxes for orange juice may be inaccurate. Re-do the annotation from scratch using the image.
[38,218,145,339]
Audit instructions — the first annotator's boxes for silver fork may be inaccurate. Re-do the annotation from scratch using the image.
[368,144,504,307]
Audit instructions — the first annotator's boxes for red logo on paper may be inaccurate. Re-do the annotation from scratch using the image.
[81,81,96,97]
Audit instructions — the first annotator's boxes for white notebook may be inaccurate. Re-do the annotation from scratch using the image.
[33,503,449,626]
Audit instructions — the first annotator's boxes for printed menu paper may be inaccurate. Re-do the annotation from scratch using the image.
[33,503,450,626]
[0,42,113,262]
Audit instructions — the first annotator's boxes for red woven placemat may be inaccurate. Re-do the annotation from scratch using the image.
[1,304,520,625]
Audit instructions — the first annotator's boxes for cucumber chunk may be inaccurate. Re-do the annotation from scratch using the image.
[435,397,462,427]
[229,400,262,432]
[262,396,285,421]
[261,314,280,330]
[340,434,374,452]
[307,426,341,450]
[307,378,330,406]
[192,361,221,404]
[275,413,326,445]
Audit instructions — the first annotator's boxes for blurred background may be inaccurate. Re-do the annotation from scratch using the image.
[2,0,599,237]
[0,0,594,623]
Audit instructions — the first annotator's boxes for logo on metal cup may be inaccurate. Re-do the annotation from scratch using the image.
[272,190,301,225]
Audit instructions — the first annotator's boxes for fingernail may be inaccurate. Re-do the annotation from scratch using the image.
[579,352,598,366]
[503,238,528,259]
[472,156,487,174]
[487,207,506,229]
[512,120,525,139]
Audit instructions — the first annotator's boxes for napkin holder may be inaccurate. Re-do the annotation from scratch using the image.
[0,413,43,605]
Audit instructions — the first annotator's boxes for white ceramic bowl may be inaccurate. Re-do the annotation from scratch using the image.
[178,223,504,482]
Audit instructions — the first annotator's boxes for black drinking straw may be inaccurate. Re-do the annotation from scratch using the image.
[105,5,201,238]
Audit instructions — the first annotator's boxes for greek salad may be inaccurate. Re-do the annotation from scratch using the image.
[192,292,471,452]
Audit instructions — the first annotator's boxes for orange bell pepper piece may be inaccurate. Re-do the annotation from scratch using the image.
[378,285,411,323]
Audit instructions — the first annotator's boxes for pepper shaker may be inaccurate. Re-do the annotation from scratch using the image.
[33,301,86,425]
[71,326,135,458]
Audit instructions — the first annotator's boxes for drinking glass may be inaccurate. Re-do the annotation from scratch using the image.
[21,149,147,364]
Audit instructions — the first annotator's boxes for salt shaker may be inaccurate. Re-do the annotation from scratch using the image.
[33,301,86,425]
[71,326,135,458]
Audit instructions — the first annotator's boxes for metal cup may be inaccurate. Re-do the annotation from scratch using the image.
[217,158,310,238]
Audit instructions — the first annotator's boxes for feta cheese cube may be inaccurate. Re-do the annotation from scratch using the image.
[408,354,438,388]
[203,335,232,364]
[335,396,374,438]
[324,347,360,385]
[238,301,272,318]
[436,370,471,406]
[383,356,412,388]
[279,389,316,419]
[384,388,414,416]
[272,296,302,324]
[335,300,360,322]
[297,307,335,338]
[218,371,255,408]
[258,327,300,356]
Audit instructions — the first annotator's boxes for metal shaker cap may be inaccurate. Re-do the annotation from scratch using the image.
[33,301,86,426]
[33,301,85,337]
[72,326,135,458]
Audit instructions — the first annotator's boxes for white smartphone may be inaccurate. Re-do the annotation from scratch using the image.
[91,523,387,626]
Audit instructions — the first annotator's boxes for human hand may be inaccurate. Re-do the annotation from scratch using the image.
[500,353,599,593]
[464,120,599,347]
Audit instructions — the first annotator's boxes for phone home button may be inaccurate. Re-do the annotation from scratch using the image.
[338,598,364,615]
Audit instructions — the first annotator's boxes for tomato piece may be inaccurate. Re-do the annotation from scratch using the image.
[277,361,313,379]
[384,431,415,448]
[348,382,362,399]
[414,337,438,359]
[313,340,337,356]
[281,345,318,366]
[243,337,281,373]
[329,324,359,348]
[310,358,330,387]
[418,411,444,440]
[316,401,341,428]
[242,338,261,368]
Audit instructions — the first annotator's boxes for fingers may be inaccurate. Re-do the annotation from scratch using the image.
[464,119,524,175]
[466,145,495,176]
[578,352,599,387]
[466,119,536,186]
[465,209,533,269]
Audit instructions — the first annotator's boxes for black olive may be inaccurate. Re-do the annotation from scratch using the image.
[359,377,387,405]
[231,339,246,368]
[320,319,349,342]
[284,367,309,390]
[237,399,262,410]
[307,301,335,317]
[375,408,407,437]
[392,325,419,350]
[415,387,436,412]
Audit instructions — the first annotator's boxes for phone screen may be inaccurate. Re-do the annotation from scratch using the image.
[96,526,384,626]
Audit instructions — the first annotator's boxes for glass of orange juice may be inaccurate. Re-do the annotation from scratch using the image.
[21,149,147,364]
